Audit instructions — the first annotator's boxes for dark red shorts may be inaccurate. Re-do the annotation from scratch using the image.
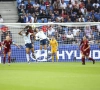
[81,49,90,56]
[4,49,11,54]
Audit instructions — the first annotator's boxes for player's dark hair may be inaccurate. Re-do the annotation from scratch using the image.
[25,31,29,36]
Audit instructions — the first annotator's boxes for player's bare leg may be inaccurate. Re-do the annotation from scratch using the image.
[26,48,30,64]
[31,48,36,59]
[8,52,11,66]
[86,56,95,64]
[55,53,58,62]
[52,53,54,62]
[81,52,85,65]
[44,45,47,59]
[39,45,42,55]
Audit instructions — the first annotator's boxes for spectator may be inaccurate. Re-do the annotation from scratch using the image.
[60,0,67,9]
[86,0,93,12]
[79,1,85,9]
[18,15,24,23]
[30,14,36,23]
[66,4,72,14]
[80,5,86,14]
[74,0,79,9]
[48,26,55,37]
[93,2,99,8]
[39,10,48,20]
[92,26,99,43]
[53,0,60,9]
[18,5,25,15]
[79,28,84,40]
[66,30,74,44]
[57,15,63,21]
[73,27,80,36]
[68,1,73,9]
[51,14,56,22]
[45,0,50,6]
[78,9,83,17]
[18,1,26,10]
[24,13,31,23]
[72,5,79,14]
[26,0,32,11]
[61,9,67,19]
[28,6,34,14]
[84,26,92,39]
[78,15,85,22]
[33,1,40,8]
[40,1,46,10]
[93,5,99,13]
[0,15,4,23]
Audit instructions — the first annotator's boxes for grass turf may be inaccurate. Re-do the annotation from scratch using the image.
[0,62,100,90]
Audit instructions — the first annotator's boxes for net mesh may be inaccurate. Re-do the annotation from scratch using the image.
[0,23,100,63]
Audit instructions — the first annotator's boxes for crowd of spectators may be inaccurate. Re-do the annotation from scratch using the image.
[34,24,100,44]
[17,0,100,23]
[16,0,100,44]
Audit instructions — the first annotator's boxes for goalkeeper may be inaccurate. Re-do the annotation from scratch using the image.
[49,36,58,62]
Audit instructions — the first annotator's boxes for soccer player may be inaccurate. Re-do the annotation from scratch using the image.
[50,36,58,62]
[80,36,95,65]
[18,27,36,63]
[2,36,20,65]
[35,28,49,58]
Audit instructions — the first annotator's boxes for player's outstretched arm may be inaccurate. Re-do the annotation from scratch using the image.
[18,30,24,36]
[14,44,20,49]
[12,41,20,49]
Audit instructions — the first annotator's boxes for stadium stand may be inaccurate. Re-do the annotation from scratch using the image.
[17,0,100,23]
[0,1,18,23]
[0,15,4,23]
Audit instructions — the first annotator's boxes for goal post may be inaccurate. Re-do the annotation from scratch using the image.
[0,22,100,63]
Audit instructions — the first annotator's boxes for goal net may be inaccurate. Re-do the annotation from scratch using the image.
[0,23,100,63]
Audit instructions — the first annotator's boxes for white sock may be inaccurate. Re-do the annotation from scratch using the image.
[0,56,1,63]
[26,54,30,62]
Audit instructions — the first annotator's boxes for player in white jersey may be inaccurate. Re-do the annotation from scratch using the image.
[18,27,36,63]
[35,28,49,59]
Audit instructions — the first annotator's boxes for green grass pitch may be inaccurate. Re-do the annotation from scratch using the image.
[0,62,100,90]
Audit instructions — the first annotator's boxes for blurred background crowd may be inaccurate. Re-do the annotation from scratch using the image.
[17,0,100,23]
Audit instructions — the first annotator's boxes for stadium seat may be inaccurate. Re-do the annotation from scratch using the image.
[37,19,42,23]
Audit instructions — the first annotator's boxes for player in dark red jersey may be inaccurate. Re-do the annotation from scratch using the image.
[0,42,2,61]
[80,36,95,65]
[2,36,20,65]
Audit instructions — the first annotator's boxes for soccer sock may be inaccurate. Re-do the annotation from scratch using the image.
[3,57,6,64]
[88,57,94,61]
[82,57,85,64]
[52,56,54,62]
[26,54,30,62]
[8,56,11,63]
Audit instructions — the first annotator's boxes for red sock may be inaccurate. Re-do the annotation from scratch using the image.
[82,57,85,64]
[8,56,11,63]
[3,57,6,64]
[88,57,94,61]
